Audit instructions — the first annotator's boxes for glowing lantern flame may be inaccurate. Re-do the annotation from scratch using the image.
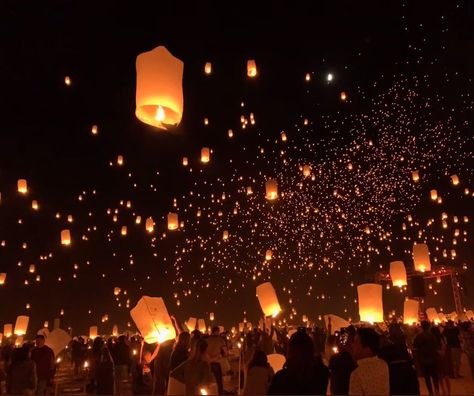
[256,282,281,318]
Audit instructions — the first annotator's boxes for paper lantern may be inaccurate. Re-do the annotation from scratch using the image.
[121,226,127,236]
[265,179,278,200]
[197,319,207,333]
[182,157,188,166]
[14,315,29,336]
[390,261,407,287]
[281,132,287,142]
[340,91,347,101]
[323,314,350,335]
[412,171,419,182]
[238,322,244,332]
[204,62,212,75]
[403,299,419,325]
[89,326,98,340]
[114,287,121,296]
[135,46,184,129]
[267,354,286,373]
[201,147,210,163]
[167,213,179,230]
[61,229,71,246]
[466,310,474,320]
[0,273,6,285]
[302,165,311,177]
[265,249,273,261]
[15,336,23,346]
[32,200,39,210]
[112,325,118,337]
[426,307,439,324]
[4,324,13,337]
[186,317,197,331]
[117,155,124,166]
[29,264,35,274]
[145,217,154,233]
[130,296,176,343]
[223,230,229,240]
[17,179,28,194]
[136,216,142,224]
[247,60,257,77]
[91,125,98,135]
[450,175,459,185]
[209,312,214,321]
[430,189,438,201]
[357,283,383,323]
[256,282,281,318]
[413,243,431,272]
[45,328,71,356]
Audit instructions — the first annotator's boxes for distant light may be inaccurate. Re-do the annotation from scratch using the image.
[327,73,333,82]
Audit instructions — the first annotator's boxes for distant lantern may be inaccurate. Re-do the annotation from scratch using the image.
[204,62,212,75]
[197,319,207,333]
[114,287,121,296]
[32,200,39,210]
[302,165,311,177]
[247,60,257,77]
[223,230,229,240]
[91,125,98,135]
[14,315,29,336]
[256,282,281,318]
[112,325,118,337]
[265,179,278,201]
[201,147,210,163]
[67,215,73,223]
[450,175,459,185]
[413,243,431,272]
[61,229,71,246]
[403,299,419,325]
[64,75,71,86]
[281,132,287,142]
[340,91,347,101]
[357,284,383,323]
[121,226,127,236]
[18,179,28,194]
[145,217,154,233]
[430,189,438,201]
[246,186,253,195]
[209,312,215,321]
[131,296,176,343]
[4,324,13,337]
[136,216,142,224]
[167,213,179,230]
[412,171,419,182]
[135,46,184,130]
[89,326,98,340]
[426,307,439,324]
[186,317,197,331]
[0,273,6,285]
[29,264,35,273]
[390,261,407,287]
[182,157,188,166]
[305,73,311,82]
[265,249,273,261]
[228,129,234,138]
[327,73,333,82]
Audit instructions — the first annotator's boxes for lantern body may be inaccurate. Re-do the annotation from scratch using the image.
[89,326,98,340]
[323,314,350,335]
[0,273,6,285]
[17,179,28,194]
[186,317,197,331]
[204,62,212,74]
[403,299,419,325]
[357,283,383,323]
[145,217,154,233]
[426,307,439,323]
[61,229,71,246]
[302,165,311,177]
[130,296,176,343]
[247,60,257,77]
[256,282,281,317]
[267,354,286,373]
[265,250,273,261]
[14,315,29,336]
[430,189,438,201]
[167,213,179,230]
[390,261,407,287]
[413,243,431,272]
[117,155,124,166]
[32,200,39,210]
[201,147,210,163]
[412,171,419,182]
[4,324,13,337]
[121,226,127,236]
[114,287,121,296]
[135,46,184,129]
[197,319,207,333]
[209,312,214,321]
[450,175,459,185]
[265,179,278,200]
[112,325,118,337]
[223,230,229,240]
[182,157,188,166]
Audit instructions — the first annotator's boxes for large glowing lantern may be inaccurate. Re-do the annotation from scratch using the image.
[201,147,210,163]
[4,324,13,337]
[89,326,98,340]
[247,60,257,77]
[18,179,28,194]
[14,316,29,336]
[390,261,407,287]
[426,307,439,324]
[450,175,459,185]
[265,179,278,200]
[186,317,197,331]
[130,296,176,343]
[197,319,207,333]
[256,282,281,318]
[145,217,154,233]
[0,273,6,285]
[357,283,383,323]
[430,189,438,201]
[167,213,179,230]
[403,299,419,325]
[61,229,71,246]
[135,46,184,130]
[413,243,431,272]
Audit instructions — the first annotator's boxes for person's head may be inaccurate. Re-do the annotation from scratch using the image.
[352,328,380,361]
[421,320,431,332]
[191,329,201,339]
[286,328,315,371]
[211,326,220,335]
[118,335,127,345]
[92,337,104,354]
[191,338,208,362]
[35,334,45,347]
[248,349,269,369]
[176,331,191,350]
[388,323,405,345]
[12,345,30,363]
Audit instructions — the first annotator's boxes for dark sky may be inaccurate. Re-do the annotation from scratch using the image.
[0,0,473,335]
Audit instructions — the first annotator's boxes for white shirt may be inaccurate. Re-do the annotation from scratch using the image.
[349,356,389,395]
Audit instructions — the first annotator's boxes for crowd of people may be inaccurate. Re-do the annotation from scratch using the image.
[0,317,474,395]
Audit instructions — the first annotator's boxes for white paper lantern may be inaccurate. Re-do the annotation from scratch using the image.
[403,299,419,325]
[413,243,431,272]
[357,283,383,323]
[14,315,29,336]
[390,261,407,287]
[256,282,281,317]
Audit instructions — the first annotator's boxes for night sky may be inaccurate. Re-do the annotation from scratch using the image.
[0,0,473,336]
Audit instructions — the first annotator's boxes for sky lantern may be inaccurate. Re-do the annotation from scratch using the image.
[89,326,98,340]
[327,73,333,82]
[14,315,29,336]
[117,155,124,166]
[305,73,311,82]
[209,312,214,321]
[91,125,98,135]
[412,171,419,182]
[0,273,6,285]
[426,307,439,324]
[265,179,278,200]
[130,296,176,343]
[114,287,121,296]
[302,165,311,177]
[403,299,419,325]
[197,319,207,333]
[390,261,407,287]
[281,132,287,142]
[121,226,128,236]
[145,217,154,233]
[204,62,212,75]
[450,175,459,185]
[64,76,71,86]
[223,230,229,240]
[112,325,118,337]
[201,147,210,163]
[136,216,142,225]
[167,212,179,230]
[430,189,438,201]
[186,317,197,331]
[265,249,273,261]
[32,200,39,210]
[135,46,184,130]
[61,229,71,246]
[256,282,281,318]
[17,179,28,194]
[357,283,383,323]
[413,242,431,272]
[247,60,257,77]
[4,324,13,337]
[29,264,35,273]
[182,157,188,166]
[340,91,347,101]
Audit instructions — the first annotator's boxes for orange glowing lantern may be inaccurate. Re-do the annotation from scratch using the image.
[247,60,257,77]
[89,326,98,340]
[61,229,71,246]
[17,179,28,194]
[403,299,419,325]
[14,315,29,336]
[412,171,419,182]
[357,283,383,323]
[390,261,407,287]
[265,250,273,261]
[302,165,311,177]
[201,147,210,163]
[32,200,39,210]
[0,273,6,285]
[204,62,212,75]
[450,175,459,185]
[413,243,431,272]
[182,157,188,166]
[121,226,127,236]
[223,230,229,240]
[167,213,179,230]
[265,179,278,201]
[256,282,281,318]
[145,217,154,233]
[430,190,438,201]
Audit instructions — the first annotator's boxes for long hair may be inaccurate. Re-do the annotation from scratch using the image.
[174,331,191,351]
[285,329,315,375]
[190,338,208,362]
